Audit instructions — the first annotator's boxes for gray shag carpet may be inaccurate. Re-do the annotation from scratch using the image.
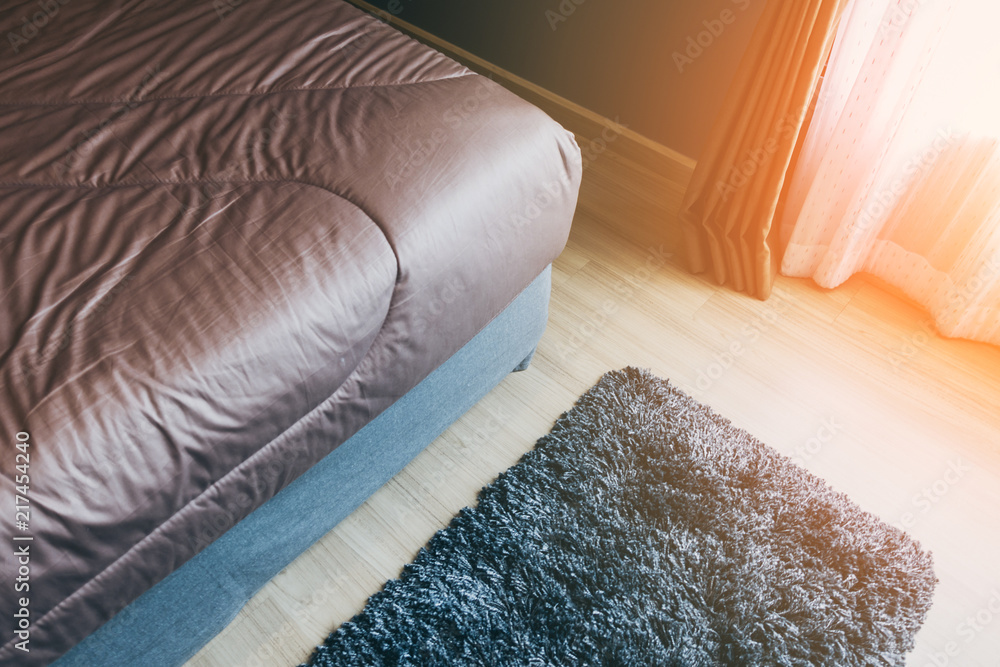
[303,368,936,666]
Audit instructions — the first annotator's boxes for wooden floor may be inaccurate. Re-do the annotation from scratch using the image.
[189,142,1000,666]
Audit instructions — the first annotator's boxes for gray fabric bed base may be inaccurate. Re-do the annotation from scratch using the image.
[55,266,552,667]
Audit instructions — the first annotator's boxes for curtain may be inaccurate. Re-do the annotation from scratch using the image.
[680,0,851,299]
[779,0,1000,344]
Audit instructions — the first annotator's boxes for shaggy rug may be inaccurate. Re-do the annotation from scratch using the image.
[303,368,936,666]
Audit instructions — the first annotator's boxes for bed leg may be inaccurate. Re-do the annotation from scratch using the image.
[513,347,536,372]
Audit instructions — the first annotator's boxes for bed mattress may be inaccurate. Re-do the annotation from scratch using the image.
[0,1,581,663]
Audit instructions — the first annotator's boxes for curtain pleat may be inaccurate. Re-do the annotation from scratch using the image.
[681,0,851,299]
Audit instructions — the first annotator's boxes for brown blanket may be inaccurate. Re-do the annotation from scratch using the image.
[0,1,580,663]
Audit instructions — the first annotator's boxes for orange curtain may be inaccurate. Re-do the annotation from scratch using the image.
[680,0,851,299]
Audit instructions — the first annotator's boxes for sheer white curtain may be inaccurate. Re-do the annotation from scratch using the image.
[778,0,1000,344]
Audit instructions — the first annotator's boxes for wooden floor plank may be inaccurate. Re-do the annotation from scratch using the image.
[188,144,1000,667]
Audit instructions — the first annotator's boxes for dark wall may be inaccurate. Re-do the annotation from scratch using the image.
[370,0,766,160]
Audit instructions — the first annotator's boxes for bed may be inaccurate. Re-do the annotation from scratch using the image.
[0,0,581,664]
